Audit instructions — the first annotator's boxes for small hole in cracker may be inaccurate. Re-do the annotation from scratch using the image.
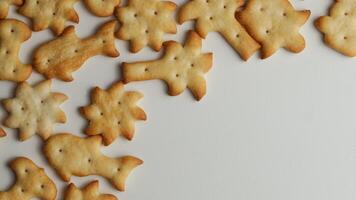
[59,149,62,153]
[154,11,158,15]
[24,169,28,173]
[283,12,287,16]
[12,69,16,73]
[117,121,121,125]
[344,36,348,40]
[145,68,149,72]
[21,189,25,193]
[266,30,270,34]
[52,12,56,16]
[47,59,51,63]
[209,16,213,20]
[10,29,14,33]
[41,100,44,104]
[118,101,122,105]
[176,74,179,78]
[100,112,104,116]
[145,30,149,34]
[206,0,209,3]
[74,49,78,53]
[41,185,44,189]
[174,57,178,60]
[191,63,194,67]
[117,168,121,171]
[102,40,106,44]
[345,12,348,16]
[223,5,227,9]
[21,107,25,110]
[236,34,240,38]
[36,1,39,4]
[6,50,9,54]
[88,158,91,163]
[134,13,138,17]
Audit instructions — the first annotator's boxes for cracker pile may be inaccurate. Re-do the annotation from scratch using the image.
[0,0,339,199]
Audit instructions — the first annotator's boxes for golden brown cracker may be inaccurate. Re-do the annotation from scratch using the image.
[0,19,32,82]
[178,0,260,61]
[43,133,143,191]
[115,0,177,52]
[64,181,117,200]
[33,20,119,82]
[0,0,23,19]
[236,0,311,59]
[80,82,146,145]
[0,157,57,200]
[83,0,120,17]
[18,0,79,35]
[315,0,356,56]
[2,80,67,141]
[123,31,212,101]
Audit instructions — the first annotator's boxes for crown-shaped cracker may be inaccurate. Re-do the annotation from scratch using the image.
[178,0,260,61]
[64,181,117,200]
[80,82,146,145]
[123,31,212,101]
[83,0,120,17]
[315,0,356,56]
[0,19,32,82]
[2,80,67,141]
[115,0,177,52]
[44,133,143,191]
[236,0,310,59]
[18,0,79,35]
[0,157,57,200]
[0,0,23,19]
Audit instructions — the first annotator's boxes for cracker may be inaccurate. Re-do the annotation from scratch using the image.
[315,0,356,56]
[122,31,212,101]
[0,157,57,200]
[83,0,120,17]
[115,0,177,52]
[43,133,143,191]
[2,80,67,141]
[236,0,311,59]
[18,0,79,35]
[64,181,117,200]
[80,82,146,145]
[0,19,32,82]
[0,0,23,19]
[178,0,260,61]
[33,20,119,82]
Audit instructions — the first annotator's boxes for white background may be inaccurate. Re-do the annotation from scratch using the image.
[1,0,356,200]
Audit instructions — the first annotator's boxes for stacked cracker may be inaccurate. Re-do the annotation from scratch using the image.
[0,0,314,199]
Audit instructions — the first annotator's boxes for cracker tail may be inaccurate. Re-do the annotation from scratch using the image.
[122,61,158,84]
[96,20,120,57]
[219,23,260,61]
[112,156,143,191]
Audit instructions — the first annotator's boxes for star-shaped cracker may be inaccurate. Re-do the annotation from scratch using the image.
[64,181,117,200]
[0,157,57,200]
[0,19,32,82]
[315,0,356,56]
[18,0,79,35]
[115,0,177,52]
[178,0,260,61]
[236,0,311,59]
[0,0,23,19]
[83,0,121,17]
[123,31,212,101]
[80,82,146,145]
[2,80,67,141]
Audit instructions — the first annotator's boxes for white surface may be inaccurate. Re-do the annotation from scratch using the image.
[1,0,356,199]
